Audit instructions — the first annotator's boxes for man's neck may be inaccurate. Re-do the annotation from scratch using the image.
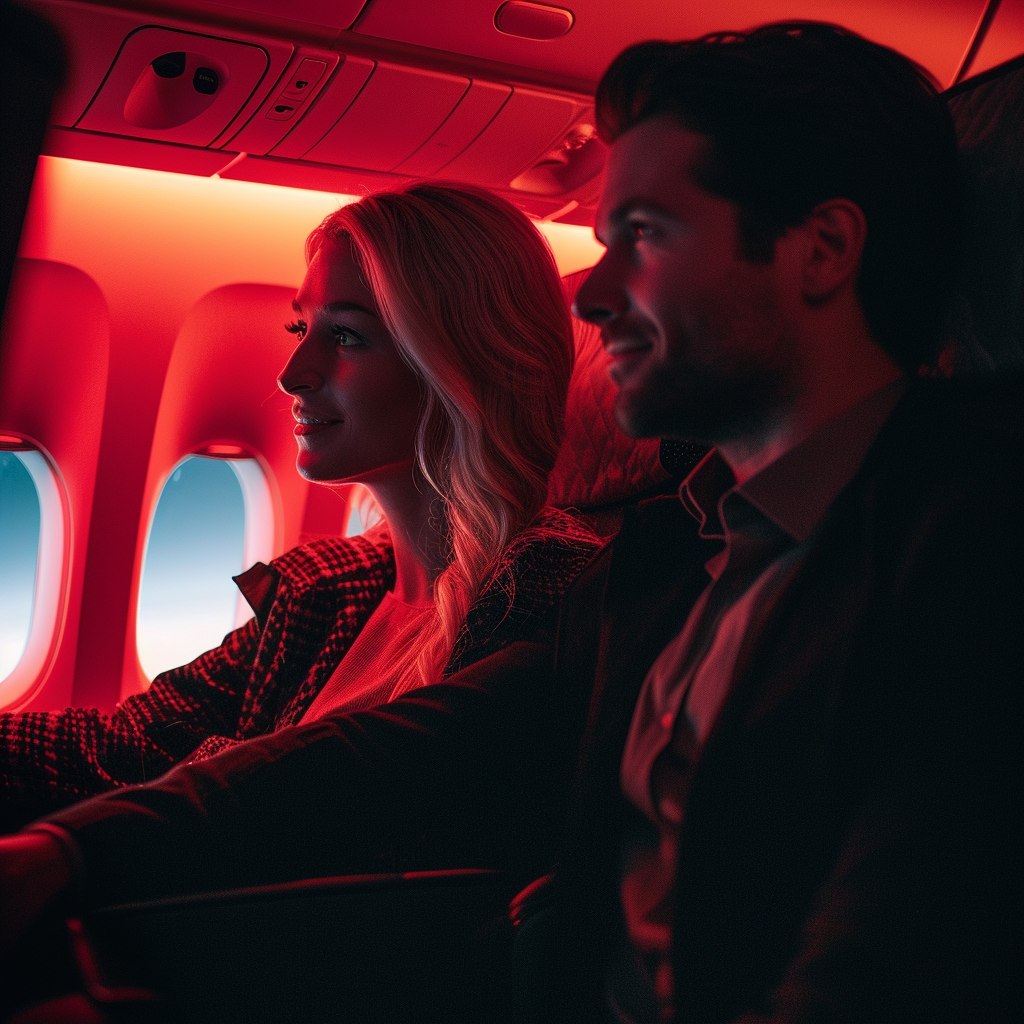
[719,345,905,486]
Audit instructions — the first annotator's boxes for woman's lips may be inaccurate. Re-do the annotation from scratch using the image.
[293,417,341,436]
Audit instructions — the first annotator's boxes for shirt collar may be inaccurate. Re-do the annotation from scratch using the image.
[680,378,907,544]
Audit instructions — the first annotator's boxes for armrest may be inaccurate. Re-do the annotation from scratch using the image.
[86,869,515,1023]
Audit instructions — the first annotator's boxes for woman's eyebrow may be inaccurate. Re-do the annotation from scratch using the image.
[290,300,377,316]
[326,301,376,316]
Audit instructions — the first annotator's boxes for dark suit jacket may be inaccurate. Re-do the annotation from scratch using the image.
[528,377,1022,1024]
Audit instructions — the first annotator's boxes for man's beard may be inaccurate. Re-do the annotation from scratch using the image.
[613,352,794,447]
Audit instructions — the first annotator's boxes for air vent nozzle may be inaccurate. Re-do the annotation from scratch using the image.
[123,51,229,129]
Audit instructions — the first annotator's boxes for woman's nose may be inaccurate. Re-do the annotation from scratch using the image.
[277,345,322,394]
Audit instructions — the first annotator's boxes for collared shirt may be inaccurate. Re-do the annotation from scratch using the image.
[610,379,907,1024]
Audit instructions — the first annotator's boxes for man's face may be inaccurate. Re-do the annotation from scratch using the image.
[575,116,798,444]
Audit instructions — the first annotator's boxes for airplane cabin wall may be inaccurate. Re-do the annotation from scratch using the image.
[0,258,109,710]
[6,158,354,712]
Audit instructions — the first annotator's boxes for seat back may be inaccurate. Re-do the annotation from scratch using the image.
[546,270,672,535]
[945,54,1024,373]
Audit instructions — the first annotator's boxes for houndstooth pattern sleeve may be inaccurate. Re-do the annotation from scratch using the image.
[1,616,264,816]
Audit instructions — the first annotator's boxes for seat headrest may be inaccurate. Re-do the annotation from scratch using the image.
[945,54,1024,373]
[547,269,668,508]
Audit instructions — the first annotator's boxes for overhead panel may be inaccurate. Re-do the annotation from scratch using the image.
[396,80,511,176]
[439,85,579,186]
[303,63,471,171]
[24,0,142,127]
[352,0,990,89]
[964,0,1024,80]
[269,55,376,159]
[226,52,340,155]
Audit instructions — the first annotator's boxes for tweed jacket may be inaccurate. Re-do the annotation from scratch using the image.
[1,507,599,824]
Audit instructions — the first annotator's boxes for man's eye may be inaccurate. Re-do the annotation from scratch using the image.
[331,326,364,348]
[284,320,306,338]
[628,221,654,240]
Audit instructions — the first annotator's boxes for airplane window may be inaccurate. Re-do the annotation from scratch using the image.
[136,455,272,682]
[344,483,383,537]
[0,452,41,684]
[0,444,66,707]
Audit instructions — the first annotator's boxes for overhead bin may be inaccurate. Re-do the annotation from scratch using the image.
[396,80,511,177]
[439,85,580,186]
[301,62,471,172]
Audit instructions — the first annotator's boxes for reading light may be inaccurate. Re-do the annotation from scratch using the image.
[494,2,574,41]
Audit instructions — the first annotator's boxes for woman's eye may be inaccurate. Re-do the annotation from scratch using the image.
[284,320,306,338]
[331,327,365,348]
[628,221,654,240]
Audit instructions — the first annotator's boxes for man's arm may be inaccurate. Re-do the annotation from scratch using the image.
[1,641,572,929]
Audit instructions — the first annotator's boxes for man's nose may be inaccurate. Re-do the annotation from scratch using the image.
[572,251,627,325]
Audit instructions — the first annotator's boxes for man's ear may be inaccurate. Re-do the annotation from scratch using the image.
[797,199,867,302]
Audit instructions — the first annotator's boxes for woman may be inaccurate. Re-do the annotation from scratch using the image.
[0,182,598,827]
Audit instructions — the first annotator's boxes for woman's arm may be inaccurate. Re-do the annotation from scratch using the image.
[1,617,263,823]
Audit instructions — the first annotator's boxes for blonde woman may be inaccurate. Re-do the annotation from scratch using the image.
[0,183,598,828]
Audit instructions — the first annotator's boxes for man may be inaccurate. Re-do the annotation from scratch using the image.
[517,22,1020,1024]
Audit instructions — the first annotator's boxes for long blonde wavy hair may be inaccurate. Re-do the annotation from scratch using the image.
[306,183,575,693]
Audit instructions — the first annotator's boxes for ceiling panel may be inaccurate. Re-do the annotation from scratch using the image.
[200,0,369,30]
[353,0,991,89]
[964,0,1024,79]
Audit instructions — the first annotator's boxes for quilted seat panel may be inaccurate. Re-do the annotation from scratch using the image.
[547,270,668,509]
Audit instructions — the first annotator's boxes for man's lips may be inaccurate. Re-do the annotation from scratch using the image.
[604,339,652,384]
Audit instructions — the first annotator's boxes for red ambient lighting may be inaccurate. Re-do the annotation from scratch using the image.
[197,443,249,458]
[0,434,33,450]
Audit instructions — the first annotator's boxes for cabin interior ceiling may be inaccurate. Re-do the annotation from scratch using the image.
[24,0,1024,219]
[2,0,1021,715]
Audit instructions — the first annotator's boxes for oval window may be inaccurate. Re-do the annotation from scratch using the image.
[136,455,273,682]
[0,452,41,683]
[0,445,67,707]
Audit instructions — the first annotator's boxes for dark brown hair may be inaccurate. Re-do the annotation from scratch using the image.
[596,22,962,371]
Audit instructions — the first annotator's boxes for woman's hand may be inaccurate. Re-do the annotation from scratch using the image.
[0,830,71,951]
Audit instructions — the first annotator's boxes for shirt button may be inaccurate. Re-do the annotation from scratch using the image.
[660,711,674,731]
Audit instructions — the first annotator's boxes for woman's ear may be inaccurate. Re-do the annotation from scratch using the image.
[797,198,867,302]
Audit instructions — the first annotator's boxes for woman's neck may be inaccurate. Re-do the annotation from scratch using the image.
[361,461,446,607]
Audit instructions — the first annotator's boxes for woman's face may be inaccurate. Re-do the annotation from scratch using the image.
[278,237,422,484]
